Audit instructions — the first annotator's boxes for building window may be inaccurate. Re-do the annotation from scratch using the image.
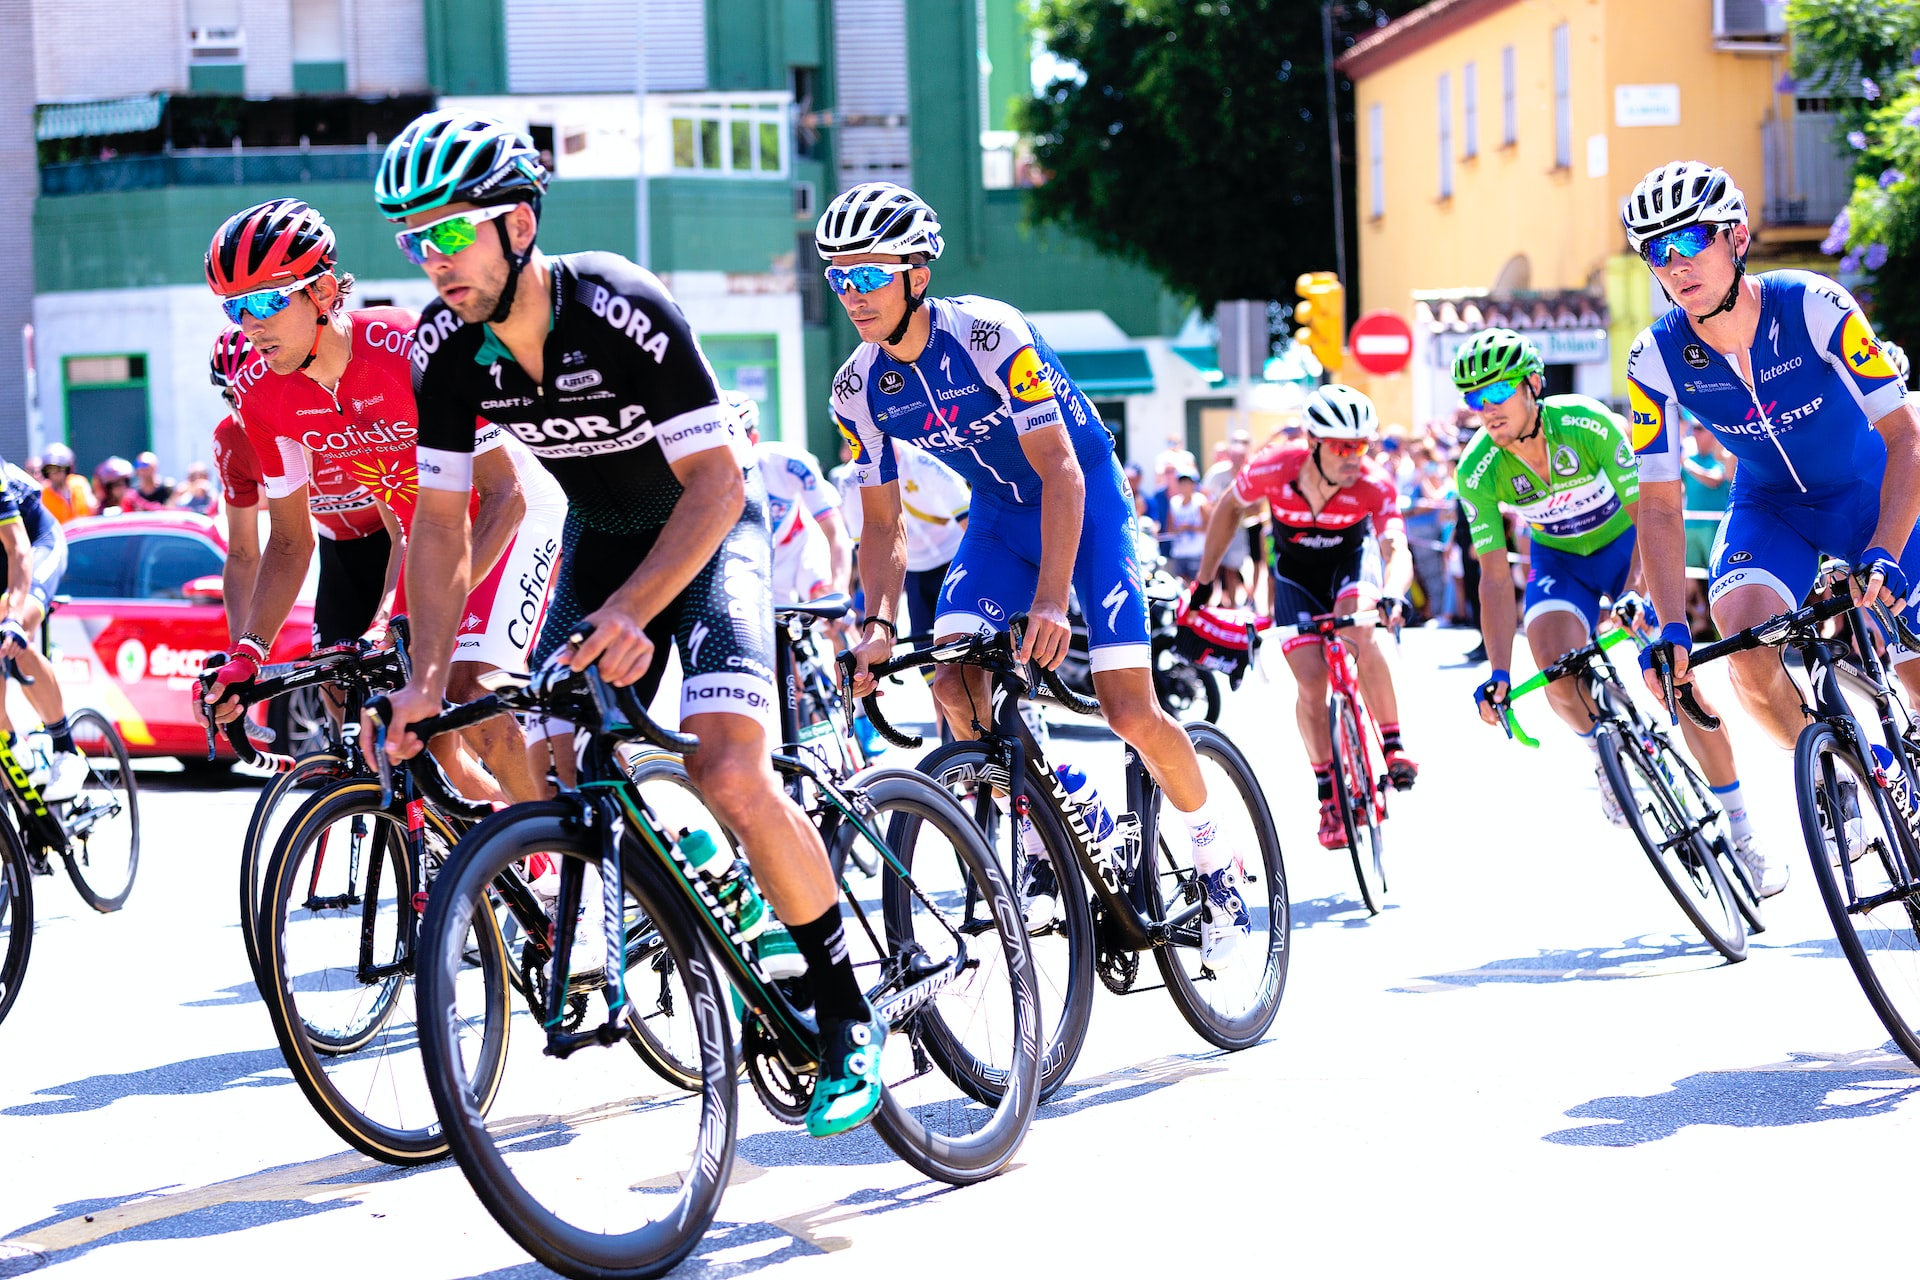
[1438,73,1453,198]
[1501,45,1516,146]
[1552,23,1571,169]
[667,99,787,177]
[187,0,244,93]
[1369,103,1384,218]
[1463,61,1478,158]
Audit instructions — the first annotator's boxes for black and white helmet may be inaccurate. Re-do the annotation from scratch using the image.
[815,183,944,260]
[1621,161,1748,254]
[1304,385,1380,440]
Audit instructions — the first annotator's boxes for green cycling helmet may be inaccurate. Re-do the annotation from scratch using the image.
[1452,328,1544,391]
[375,110,549,220]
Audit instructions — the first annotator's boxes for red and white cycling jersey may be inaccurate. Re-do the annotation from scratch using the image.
[1234,442,1402,563]
[212,414,386,541]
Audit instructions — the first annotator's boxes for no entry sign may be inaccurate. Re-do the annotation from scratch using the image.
[1349,310,1414,376]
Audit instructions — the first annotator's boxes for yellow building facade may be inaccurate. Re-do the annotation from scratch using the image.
[1336,0,1839,430]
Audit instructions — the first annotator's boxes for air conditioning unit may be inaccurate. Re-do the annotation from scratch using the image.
[189,26,246,62]
[1714,0,1785,39]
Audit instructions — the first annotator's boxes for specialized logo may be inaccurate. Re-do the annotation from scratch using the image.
[555,370,602,393]
[1006,346,1053,404]
[970,320,1002,352]
[943,566,967,601]
[688,620,710,667]
[1627,379,1665,452]
[1841,311,1899,381]
[1102,580,1130,631]
[878,370,906,396]
[1551,445,1579,477]
[1535,575,1555,594]
[1682,343,1711,369]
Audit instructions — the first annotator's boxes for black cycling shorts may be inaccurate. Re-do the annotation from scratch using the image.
[1270,534,1383,626]
[21,507,65,615]
[312,530,393,648]
[533,475,777,730]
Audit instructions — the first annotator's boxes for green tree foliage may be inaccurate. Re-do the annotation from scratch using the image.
[1787,0,1920,351]
[1019,0,1413,314]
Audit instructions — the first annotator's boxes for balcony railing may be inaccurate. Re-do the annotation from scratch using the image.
[1762,111,1853,229]
[41,146,382,197]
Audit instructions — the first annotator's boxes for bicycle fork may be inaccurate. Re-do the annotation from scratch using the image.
[545,790,630,1058]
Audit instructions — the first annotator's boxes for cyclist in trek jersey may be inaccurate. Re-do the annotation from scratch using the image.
[209,327,403,650]
[1622,162,1920,755]
[1454,329,1777,892]
[730,391,850,604]
[0,461,85,800]
[197,198,565,805]
[370,110,890,1139]
[1197,385,1418,850]
[825,182,1254,972]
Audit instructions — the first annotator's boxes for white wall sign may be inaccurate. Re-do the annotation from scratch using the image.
[1614,84,1681,128]
[1586,134,1609,178]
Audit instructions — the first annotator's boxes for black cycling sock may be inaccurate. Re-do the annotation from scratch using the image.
[789,907,872,1025]
[1381,723,1404,754]
[44,717,73,755]
[1313,763,1333,803]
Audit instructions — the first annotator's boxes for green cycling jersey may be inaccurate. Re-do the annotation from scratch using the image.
[1455,394,1640,558]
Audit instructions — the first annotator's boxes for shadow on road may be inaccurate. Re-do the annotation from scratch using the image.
[1545,1046,1920,1146]
[2,1046,291,1117]
[1290,894,1399,930]
[1391,933,1731,992]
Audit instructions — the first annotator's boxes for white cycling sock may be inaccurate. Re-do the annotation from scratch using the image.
[993,794,1050,861]
[1176,800,1227,875]
[1711,780,1754,843]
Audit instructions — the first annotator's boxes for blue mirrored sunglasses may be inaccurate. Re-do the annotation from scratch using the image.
[1462,377,1525,411]
[219,281,312,324]
[1643,223,1720,266]
[824,262,916,295]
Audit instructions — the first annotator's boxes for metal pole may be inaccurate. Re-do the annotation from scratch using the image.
[635,0,651,268]
[1322,3,1348,290]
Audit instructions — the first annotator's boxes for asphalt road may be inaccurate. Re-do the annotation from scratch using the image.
[4,625,1917,1279]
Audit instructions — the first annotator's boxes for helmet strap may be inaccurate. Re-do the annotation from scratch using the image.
[487,214,535,325]
[1311,443,1340,487]
[884,267,925,347]
[298,286,328,372]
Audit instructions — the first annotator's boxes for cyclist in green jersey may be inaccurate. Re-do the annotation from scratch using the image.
[1457,329,1779,894]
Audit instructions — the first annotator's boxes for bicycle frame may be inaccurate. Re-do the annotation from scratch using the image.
[1310,619,1389,824]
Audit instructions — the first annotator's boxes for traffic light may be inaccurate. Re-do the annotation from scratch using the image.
[1293,272,1345,373]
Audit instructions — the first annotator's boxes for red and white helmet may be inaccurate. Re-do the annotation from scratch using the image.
[205,199,337,296]
[209,326,253,389]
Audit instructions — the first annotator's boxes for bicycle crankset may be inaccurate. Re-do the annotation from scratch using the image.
[518,944,590,1032]
[1092,903,1141,993]
[743,1013,814,1124]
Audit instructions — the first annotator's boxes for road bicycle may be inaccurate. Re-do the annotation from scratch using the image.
[397,632,1038,1279]
[1056,564,1224,723]
[1681,564,1920,1059]
[1499,599,1752,960]
[870,616,1286,1099]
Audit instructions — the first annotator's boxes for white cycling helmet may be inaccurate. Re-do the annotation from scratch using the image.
[1303,384,1380,441]
[724,389,761,436]
[1621,161,1748,255]
[815,182,945,261]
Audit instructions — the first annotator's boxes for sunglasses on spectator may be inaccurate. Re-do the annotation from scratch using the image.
[825,262,917,295]
[219,274,326,324]
[394,205,516,266]
[1462,377,1526,411]
[1642,223,1721,267]
[1318,438,1369,458]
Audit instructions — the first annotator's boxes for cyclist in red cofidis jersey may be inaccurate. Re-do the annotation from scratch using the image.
[198,199,566,803]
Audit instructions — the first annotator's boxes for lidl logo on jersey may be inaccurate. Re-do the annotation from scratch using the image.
[1006,346,1054,404]
[835,413,870,464]
[1841,311,1899,381]
[1626,379,1665,452]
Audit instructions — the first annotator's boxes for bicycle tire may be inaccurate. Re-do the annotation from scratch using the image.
[1597,723,1747,961]
[1795,723,1920,1064]
[1665,747,1764,934]
[1148,722,1290,1049]
[0,816,33,1026]
[1151,637,1221,724]
[916,739,1094,1100]
[59,709,139,912]
[417,801,736,1280]
[1327,693,1385,915]
[240,750,352,980]
[259,778,511,1164]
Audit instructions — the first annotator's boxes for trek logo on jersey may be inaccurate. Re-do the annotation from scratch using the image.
[1627,379,1665,452]
[1006,346,1053,404]
[555,370,602,393]
[1841,311,1899,381]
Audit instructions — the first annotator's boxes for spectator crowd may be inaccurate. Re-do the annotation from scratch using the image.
[21,448,222,524]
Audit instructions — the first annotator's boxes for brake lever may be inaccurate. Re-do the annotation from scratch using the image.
[1654,647,1679,726]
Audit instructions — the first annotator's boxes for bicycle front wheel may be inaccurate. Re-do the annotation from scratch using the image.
[1666,746,1763,935]
[1328,693,1385,914]
[417,801,736,1280]
[1797,723,1920,1064]
[260,779,510,1164]
[241,750,353,980]
[1149,723,1290,1049]
[0,817,33,1026]
[1598,723,1747,961]
[60,709,139,912]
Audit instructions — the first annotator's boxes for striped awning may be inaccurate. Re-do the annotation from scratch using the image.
[36,95,166,142]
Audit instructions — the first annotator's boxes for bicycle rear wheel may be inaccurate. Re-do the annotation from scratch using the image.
[59,709,139,912]
[1796,723,1920,1064]
[1148,723,1290,1049]
[241,750,352,980]
[1666,746,1763,934]
[0,817,32,1026]
[417,801,736,1280]
[259,779,511,1164]
[1598,723,1747,961]
[1328,693,1385,914]
[917,739,1094,1100]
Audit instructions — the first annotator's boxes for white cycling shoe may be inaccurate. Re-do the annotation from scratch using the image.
[1820,780,1866,868]
[1594,764,1628,828]
[1199,862,1252,974]
[1734,832,1788,898]
[40,750,88,803]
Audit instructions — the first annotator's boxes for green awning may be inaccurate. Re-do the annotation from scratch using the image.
[1172,345,1225,383]
[36,95,166,142]
[1058,348,1155,396]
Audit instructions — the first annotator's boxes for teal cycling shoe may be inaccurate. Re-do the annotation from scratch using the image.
[806,1013,887,1138]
